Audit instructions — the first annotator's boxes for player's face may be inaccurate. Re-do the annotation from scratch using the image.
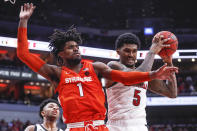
[59,41,81,61]
[42,102,60,120]
[117,44,138,68]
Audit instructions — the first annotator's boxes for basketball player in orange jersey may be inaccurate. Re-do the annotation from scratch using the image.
[106,33,177,131]
[17,3,178,131]
[25,99,63,131]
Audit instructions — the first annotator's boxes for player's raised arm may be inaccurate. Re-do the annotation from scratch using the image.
[136,34,170,72]
[93,62,178,86]
[148,56,178,98]
[17,3,60,83]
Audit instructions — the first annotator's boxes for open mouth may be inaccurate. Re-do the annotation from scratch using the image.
[74,53,80,56]
[52,110,57,115]
[127,58,134,61]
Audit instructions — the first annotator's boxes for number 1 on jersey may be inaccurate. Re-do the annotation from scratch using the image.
[77,83,84,97]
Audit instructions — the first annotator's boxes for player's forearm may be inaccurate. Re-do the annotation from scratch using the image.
[17,28,45,72]
[110,70,151,85]
[166,73,177,98]
[136,51,155,72]
[164,61,177,97]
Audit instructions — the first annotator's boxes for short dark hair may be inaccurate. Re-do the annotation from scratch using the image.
[48,25,82,65]
[115,33,141,49]
[39,98,61,119]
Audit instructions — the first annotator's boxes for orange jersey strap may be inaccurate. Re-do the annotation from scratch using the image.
[17,28,45,72]
[110,70,150,85]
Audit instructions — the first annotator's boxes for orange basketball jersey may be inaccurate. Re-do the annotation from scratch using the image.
[56,61,106,123]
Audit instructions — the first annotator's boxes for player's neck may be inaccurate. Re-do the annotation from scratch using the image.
[42,120,57,130]
[64,62,82,73]
[119,61,135,69]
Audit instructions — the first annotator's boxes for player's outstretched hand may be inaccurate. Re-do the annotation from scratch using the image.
[150,33,170,54]
[19,3,36,21]
[150,64,178,81]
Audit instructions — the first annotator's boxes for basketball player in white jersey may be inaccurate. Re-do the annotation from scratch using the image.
[106,33,177,131]
[25,98,63,131]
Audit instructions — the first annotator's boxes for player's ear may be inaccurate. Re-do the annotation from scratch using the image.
[58,51,64,58]
[116,49,120,55]
[41,110,45,118]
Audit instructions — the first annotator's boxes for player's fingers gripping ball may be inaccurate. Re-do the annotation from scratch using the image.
[155,31,178,58]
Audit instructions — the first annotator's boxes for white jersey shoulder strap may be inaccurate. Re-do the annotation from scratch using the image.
[35,124,63,131]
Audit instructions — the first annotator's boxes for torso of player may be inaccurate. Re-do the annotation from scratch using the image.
[106,63,148,124]
[56,61,106,123]
[35,124,63,131]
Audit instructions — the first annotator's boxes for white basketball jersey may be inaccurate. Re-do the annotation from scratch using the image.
[106,64,148,126]
[35,124,63,131]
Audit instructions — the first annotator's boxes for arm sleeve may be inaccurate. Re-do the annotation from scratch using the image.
[110,70,151,85]
[17,27,46,72]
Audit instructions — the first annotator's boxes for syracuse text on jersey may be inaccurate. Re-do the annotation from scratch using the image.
[65,76,92,83]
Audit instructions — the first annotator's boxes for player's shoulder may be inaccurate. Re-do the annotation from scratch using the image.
[107,61,123,70]
[24,125,35,131]
[92,61,106,68]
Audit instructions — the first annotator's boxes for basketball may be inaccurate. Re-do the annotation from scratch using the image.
[156,31,178,58]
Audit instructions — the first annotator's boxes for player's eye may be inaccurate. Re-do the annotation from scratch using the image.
[124,49,130,53]
[133,49,137,53]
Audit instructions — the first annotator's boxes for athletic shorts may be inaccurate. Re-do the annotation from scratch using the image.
[65,120,109,131]
[107,119,148,131]
[107,124,148,131]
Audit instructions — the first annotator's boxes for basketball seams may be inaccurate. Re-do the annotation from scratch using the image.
[163,47,176,52]
[167,40,178,45]
[157,31,178,58]
[164,48,169,57]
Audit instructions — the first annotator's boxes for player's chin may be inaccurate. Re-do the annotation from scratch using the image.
[74,57,82,62]
[50,114,59,118]
[73,55,81,59]
[126,61,135,66]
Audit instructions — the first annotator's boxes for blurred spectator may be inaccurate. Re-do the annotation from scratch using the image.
[165,124,173,131]
[186,76,196,94]
[0,119,32,131]
[177,77,186,93]
[149,124,197,131]
[0,119,8,131]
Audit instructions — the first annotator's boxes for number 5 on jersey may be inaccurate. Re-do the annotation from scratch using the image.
[133,89,141,106]
[77,83,84,97]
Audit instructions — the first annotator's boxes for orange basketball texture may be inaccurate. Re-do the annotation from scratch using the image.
[156,31,178,58]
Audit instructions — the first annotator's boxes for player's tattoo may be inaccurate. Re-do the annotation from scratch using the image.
[136,51,155,72]
[148,73,177,98]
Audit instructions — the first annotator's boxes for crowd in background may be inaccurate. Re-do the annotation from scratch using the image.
[0,119,32,131]
[149,124,197,131]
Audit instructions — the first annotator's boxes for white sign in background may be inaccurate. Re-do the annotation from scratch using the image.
[0,36,197,59]
[147,96,197,106]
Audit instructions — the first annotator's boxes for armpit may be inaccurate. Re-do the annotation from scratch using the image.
[107,61,123,70]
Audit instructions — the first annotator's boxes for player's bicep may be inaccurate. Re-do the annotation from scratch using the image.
[105,61,122,88]
[148,80,169,97]
[38,64,61,83]
[93,62,112,79]
[107,61,123,70]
